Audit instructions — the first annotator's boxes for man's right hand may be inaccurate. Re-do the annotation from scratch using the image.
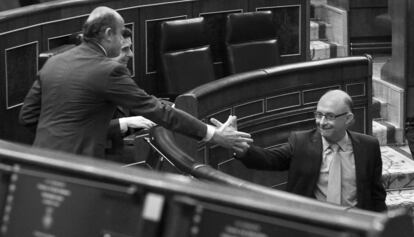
[210,115,252,154]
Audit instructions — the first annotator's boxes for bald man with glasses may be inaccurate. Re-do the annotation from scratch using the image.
[228,89,386,212]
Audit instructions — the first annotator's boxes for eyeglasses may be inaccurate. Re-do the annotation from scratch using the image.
[314,111,348,121]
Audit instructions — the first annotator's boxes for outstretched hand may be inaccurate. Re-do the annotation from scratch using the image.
[210,115,252,154]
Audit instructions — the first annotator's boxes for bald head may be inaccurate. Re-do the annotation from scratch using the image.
[318,90,353,113]
[82,6,125,57]
[83,6,124,41]
[316,90,354,142]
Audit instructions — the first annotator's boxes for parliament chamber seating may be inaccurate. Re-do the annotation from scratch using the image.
[0,139,413,237]
[225,11,281,74]
[149,53,414,218]
[152,55,373,189]
[159,17,216,100]
[2,0,414,234]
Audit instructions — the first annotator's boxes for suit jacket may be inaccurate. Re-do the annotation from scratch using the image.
[237,129,387,212]
[105,106,131,162]
[19,41,207,158]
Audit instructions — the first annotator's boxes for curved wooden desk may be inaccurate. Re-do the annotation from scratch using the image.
[0,139,412,236]
[152,55,373,190]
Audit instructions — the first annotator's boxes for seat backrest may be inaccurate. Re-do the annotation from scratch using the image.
[225,11,281,74]
[38,32,82,70]
[159,17,215,98]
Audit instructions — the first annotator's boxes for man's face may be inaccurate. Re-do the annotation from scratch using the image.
[107,19,125,57]
[114,37,133,66]
[315,96,351,143]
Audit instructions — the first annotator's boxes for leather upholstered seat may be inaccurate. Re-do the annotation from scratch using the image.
[225,11,281,74]
[159,17,215,98]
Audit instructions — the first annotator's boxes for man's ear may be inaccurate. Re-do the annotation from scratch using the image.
[103,27,113,40]
[346,112,355,125]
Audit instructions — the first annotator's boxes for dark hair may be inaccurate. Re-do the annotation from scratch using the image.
[122,28,132,39]
[82,12,119,41]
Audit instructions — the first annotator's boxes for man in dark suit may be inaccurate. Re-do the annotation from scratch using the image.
[19,6,252,158]
[105,27,155,162]
[222,90,386,212]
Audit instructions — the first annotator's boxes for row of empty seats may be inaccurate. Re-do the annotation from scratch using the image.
[38,11,282,101]
[159,11,281,99]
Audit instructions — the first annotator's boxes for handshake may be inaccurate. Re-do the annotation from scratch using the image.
[210,115,253,156]
[120,114,252,155]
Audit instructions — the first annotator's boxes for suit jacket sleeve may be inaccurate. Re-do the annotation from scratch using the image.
[371,139,387,211]
[19,77,41,133]
[236,133,294,171]
[107,119,122,138]
[103,65,207,140]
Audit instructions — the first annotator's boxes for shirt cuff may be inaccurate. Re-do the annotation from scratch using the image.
[118,118,128,133]
[203,124,216,142]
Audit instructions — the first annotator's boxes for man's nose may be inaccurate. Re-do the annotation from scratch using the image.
[319,115,328,124]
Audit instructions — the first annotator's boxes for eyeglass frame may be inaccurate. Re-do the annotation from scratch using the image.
[313,111,349,121]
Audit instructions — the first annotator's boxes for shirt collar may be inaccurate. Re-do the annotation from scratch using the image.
[322,132,351,152]
[85,38,108,57]
[94,41,108,57]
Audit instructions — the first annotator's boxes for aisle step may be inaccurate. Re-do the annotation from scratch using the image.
[310,40,346,60]
[310,20,332,41]
[382,146,414,215]
[372,97,387,119]
[374,120,397,145]
[386,189,414,216]
[381,145,414,190]
[310,1,348,61]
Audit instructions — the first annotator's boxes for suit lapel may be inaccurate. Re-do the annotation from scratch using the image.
[349,131,364,177]
[310,130,323,182]
[348,131,365,204]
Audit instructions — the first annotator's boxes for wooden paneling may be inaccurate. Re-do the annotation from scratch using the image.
[349,0,387,8]
[266,92,301,112]
[42,16,86,50]
[329,0,390,55]
[258,6,301,56]
[252,0,309,63]
[348,7,389,38]
[199,9,243,76]
[0,26,41,143]
[196,0,247,76]
[5,42,38,109]
[347,0,391,55]
[234,100,264,120]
